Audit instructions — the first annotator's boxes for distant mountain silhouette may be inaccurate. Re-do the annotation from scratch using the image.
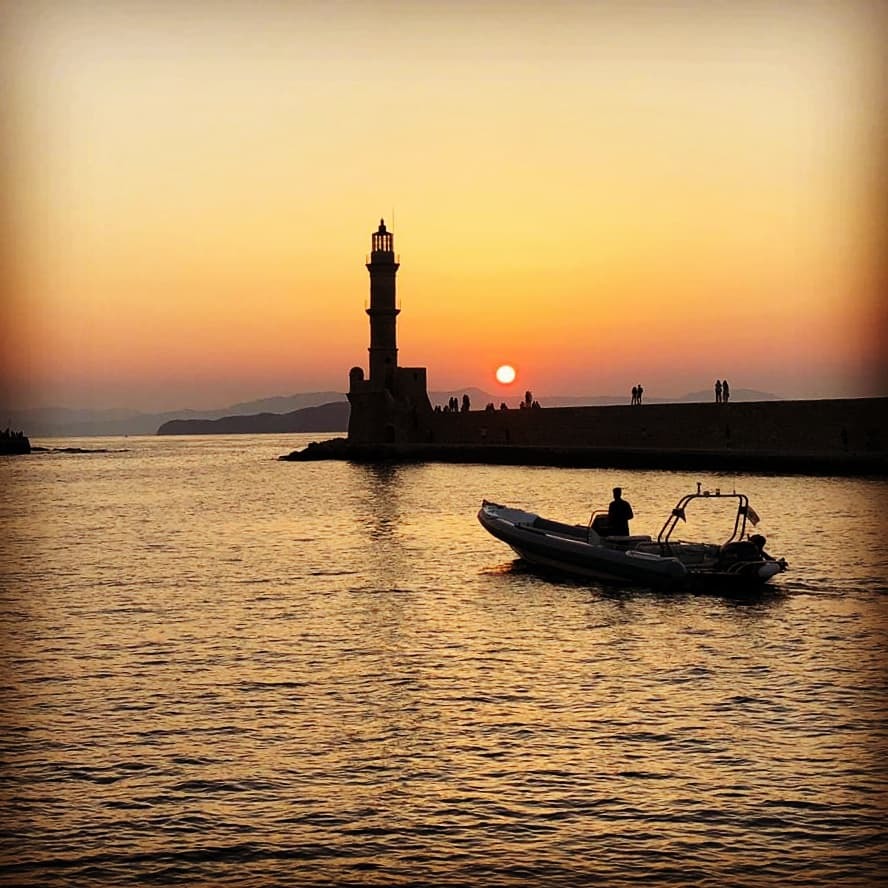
[3,392,346,437]
[222,392,345,415]
[677,388,780,404]
[4,387,781,437]
[430,387,780,408]
[157,402,350,435]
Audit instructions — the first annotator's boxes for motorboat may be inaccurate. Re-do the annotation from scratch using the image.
[478,486,787,592]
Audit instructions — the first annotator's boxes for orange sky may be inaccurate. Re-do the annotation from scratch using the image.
[1,0,885,411]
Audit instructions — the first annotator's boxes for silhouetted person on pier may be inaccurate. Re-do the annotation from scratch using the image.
[636,384,644,405]
[722,379,730,403]
[607,487,634,536]
[715,379,722,403]
[631,385,638,405]
[461,394,470,412]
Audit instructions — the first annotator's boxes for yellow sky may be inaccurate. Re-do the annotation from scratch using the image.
[1,0,885,410]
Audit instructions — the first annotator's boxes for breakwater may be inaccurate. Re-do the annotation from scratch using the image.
[283,398,887,476]
[0,429,30,455]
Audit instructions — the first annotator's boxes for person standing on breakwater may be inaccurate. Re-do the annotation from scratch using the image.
[715,379,722,403]
[630,385,637,405]
[636,384,643,405]
[608,487,634,536]
[722,379,730,403]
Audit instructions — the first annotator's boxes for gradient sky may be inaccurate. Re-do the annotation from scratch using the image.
[2,0,885,411]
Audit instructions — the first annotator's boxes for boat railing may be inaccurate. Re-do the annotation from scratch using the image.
[657,491,750,549]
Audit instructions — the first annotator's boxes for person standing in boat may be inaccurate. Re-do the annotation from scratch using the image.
[608,487,634,536]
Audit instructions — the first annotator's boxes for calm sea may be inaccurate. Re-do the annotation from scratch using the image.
[1,434,886,886]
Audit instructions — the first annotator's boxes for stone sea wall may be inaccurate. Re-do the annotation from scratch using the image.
[285,398,887,475]
[425,398,884,455]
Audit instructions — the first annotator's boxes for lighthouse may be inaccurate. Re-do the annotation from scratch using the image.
[366,219,400,388]
[347,219,432,444]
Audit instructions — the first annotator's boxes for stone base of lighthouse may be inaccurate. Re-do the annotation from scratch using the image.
[347,365,434,445]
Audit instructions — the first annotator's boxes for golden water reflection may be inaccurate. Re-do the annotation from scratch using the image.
[0,436,885,884]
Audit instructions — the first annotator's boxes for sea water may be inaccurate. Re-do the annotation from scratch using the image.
[1,434,886,886]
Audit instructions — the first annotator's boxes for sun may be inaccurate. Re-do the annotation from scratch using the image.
[495,364,516,385]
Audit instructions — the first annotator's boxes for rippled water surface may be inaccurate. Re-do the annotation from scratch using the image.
[1,435,886,886]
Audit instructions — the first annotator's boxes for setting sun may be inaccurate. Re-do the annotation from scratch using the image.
[496,365,517,385]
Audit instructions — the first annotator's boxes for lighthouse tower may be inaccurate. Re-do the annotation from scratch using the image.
[347,219,432,444]
[366,219,400,388]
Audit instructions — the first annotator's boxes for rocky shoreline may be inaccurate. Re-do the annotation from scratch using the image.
[0,429,30,455]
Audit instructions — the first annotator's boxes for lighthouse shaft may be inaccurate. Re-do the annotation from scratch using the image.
[346,218,432,445]
[366,219,400,387]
